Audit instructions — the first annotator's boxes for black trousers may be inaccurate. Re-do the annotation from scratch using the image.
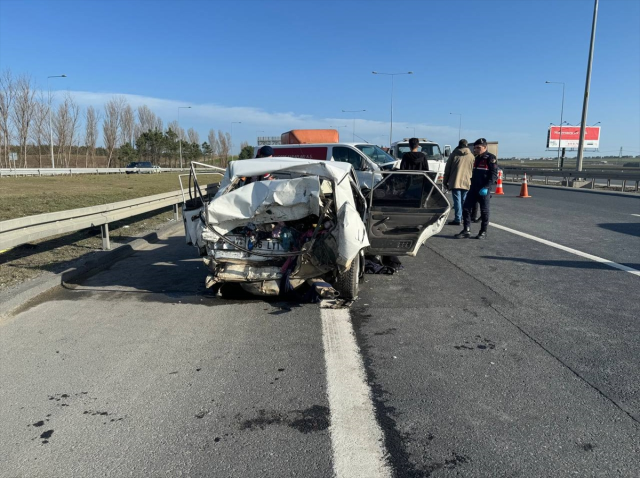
[462,188,490,231]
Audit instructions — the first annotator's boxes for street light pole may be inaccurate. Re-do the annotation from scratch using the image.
[342,109,366,142]
[372,71,413,147]
[545,81,565,169]
[329,125,347,141]
[449,112,462,141]
[177,106,191,169]
[231,121,241,160]
[47,74,66,168]
[576,0,599,173]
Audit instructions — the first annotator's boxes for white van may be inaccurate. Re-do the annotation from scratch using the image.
[258,142,400,189]
[389,139,448,183]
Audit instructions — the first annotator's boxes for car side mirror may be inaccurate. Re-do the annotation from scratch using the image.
[444,145,451,157]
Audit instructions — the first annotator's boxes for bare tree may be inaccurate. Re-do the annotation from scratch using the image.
[167,120,184,142]
[65,95,80,167]
[53,99,69,167]
[84,106,98,167]
[29,94,49,168]
[10,75,37,167]
[136,104,157,141]
[103,96,126,167]
[218,130,230,167]
[136,104,157,133]
[0,69,15,168]
[120,103,135,146]
[208,129,219,161]
[187,127,199,145]
[154,117,163,132]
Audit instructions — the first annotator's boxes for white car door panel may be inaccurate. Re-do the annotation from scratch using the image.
[366,172,450,256]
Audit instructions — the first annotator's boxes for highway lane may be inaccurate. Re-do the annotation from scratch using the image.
[1,186,639,477]
[351,187,639,476]
[0,235,334,477]
[355,230,639,476]
[490,183,639,268]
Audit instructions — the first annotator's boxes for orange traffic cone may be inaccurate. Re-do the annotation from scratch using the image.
[495,170,504,195]
[518,173,532,198]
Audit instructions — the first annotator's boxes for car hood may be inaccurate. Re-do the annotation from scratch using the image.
[210,158,369,268]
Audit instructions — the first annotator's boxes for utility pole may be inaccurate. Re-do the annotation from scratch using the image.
[450,113,462,141]
[342,109,366,142]
[576,0,599,172]
[372,71,413,147]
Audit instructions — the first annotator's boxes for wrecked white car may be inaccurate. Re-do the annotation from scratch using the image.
[181,158,450,299]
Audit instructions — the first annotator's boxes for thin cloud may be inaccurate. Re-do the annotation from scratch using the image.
[44,89,544,155]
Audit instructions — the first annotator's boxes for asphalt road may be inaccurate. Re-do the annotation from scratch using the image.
[1,185,639,477]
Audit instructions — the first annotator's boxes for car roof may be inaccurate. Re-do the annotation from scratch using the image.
[227,157,352,177]
[220,157,358,191]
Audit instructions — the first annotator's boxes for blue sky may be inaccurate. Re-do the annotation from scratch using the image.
[1,0,639,157]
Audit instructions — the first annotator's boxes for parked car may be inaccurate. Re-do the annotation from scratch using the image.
[125,162,139,174]
[182,158,450,299]
[125,161,157,174]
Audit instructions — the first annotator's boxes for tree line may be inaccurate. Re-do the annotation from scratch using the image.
[0,69,240,169]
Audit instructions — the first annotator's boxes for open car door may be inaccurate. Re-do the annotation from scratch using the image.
[366,171,451,256]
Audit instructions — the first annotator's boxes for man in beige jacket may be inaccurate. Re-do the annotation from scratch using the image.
[443,139,475,225]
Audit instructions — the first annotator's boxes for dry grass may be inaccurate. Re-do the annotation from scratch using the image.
[0,172,220,291]
[0,172,220,221]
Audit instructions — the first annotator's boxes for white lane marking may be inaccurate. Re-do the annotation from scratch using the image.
[632,214,640,217]
[492,223,640,277]
[321,308,392,478]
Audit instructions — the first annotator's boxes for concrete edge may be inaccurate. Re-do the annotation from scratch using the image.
[502,180,640,198]
[0,220,184,319]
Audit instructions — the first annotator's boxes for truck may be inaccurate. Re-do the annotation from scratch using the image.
[280,129,339,144]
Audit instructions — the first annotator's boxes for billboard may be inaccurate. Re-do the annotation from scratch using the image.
[547,126,600,149]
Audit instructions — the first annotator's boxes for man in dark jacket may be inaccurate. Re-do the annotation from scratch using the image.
[400,137,429,170]
[455,138,498,239]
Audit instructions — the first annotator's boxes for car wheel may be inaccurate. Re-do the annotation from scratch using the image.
[335,252,360,300]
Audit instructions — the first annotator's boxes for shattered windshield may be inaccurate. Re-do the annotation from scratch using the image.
[355,144,396,165]
[397,143,443,160]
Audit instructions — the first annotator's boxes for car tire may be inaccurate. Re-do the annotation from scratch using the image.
[335,252,360,300]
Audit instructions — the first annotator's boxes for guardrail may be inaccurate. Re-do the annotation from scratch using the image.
[0,167,192,177]
[501,167,640,192]
[0,183,219,252]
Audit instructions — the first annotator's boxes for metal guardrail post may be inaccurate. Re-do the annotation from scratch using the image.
[622,180,626,191]
[101,224,111,250]
[174,204,179,221]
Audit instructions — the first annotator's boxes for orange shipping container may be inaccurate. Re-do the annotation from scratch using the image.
[281,129,339,144]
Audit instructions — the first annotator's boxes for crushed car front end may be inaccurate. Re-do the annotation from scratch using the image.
[181,159,369,298]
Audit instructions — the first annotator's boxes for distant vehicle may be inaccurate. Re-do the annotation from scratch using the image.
[389,139,447,183]
[125,161,157,174]
[258,142,404,190]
